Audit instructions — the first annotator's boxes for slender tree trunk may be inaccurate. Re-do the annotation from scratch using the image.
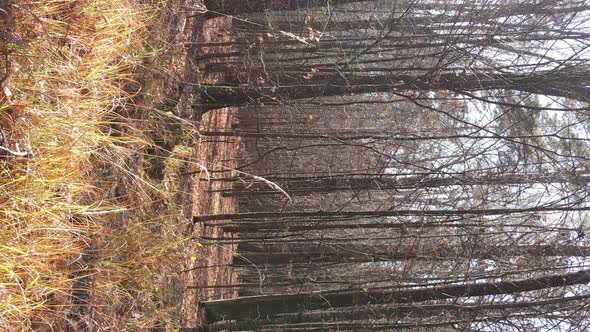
[204,0,369,15]
[234,244,590,265]
[208,294,590,330]
[194,204,590,222]
[203,269,590,322]
[213,172,590,195]
[200,69,590,107]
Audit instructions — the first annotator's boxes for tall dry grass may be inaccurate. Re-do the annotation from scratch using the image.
[1,0,192,330]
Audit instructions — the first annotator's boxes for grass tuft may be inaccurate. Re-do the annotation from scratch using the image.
[0,0,192,329]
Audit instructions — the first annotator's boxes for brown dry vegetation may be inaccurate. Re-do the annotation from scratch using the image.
[0,0,214,330]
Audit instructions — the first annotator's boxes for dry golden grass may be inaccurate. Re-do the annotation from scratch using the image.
[0,0,193,330]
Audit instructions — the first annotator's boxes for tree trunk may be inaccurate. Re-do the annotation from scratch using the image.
[203,269,590,322]
[204,0,369,15]
[215,172,590,195]
[194,204,590,222]
[234,244,590,265]
[200,69,590,107]
[208,294,590,330]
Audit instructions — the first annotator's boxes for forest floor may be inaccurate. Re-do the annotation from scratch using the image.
[163,8,240,328]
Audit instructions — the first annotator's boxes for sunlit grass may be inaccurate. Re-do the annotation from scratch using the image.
[1,0,190,329]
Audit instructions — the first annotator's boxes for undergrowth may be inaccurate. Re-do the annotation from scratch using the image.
[0,0,194,330]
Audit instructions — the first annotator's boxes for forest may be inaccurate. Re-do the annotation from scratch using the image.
[191,0,590,331]
[2,0,590,331]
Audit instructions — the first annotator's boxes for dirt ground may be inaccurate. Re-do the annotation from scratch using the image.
[167,11,240,328]
[180,107,240,327]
